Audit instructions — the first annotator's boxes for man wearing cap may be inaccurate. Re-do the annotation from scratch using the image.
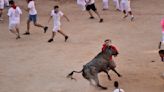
[102,39,119,69]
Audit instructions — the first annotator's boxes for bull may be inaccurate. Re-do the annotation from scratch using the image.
[67,46,122,90]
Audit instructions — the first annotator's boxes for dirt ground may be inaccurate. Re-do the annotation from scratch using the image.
[0,0,164,92]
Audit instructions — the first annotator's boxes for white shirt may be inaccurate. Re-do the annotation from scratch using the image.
[7,6,22,24]
[85,0,95,5]
[113,88,125,92]
[51,10,64,26]
[28,1,37,15]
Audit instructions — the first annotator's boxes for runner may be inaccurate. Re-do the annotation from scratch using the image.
[47,5,69,43]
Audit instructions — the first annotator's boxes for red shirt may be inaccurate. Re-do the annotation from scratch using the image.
[102,44,118,61]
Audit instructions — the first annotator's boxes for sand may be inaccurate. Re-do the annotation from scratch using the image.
[0,0,164,92]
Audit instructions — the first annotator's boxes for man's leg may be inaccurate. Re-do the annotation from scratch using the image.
[114,0,120,11]
[86,5,94,19]
[94,10,103,22]
[34,22,44,28]
[88,10,94,19]
[58,30,68,42]
[48,32,56,43]
[27,20,30,32]
[24,19,31,35]
[128,11,134,21]
[10,29,17,36]
[92,4,103,22]
[16,27,21,39]
[34,22,48,33]
[123,10,128,18]
[10,29,20,39]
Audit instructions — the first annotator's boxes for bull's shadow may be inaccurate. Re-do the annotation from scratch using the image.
[67,46,122,90]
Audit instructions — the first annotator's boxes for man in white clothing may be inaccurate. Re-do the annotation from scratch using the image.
[7,0,22,39]
[23,0,48,35]
[47,5,69,43]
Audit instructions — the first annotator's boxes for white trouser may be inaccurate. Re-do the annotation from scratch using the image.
[0,2,4,9]
[113,0,120,10]
[121,1,131,12]
[4,0,9,6]
[103,0,109,9]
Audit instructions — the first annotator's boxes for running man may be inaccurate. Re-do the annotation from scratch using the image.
[85,0,103,23]
[47,5,69,43]
[23,0,48,35]
[0,0,4,21]
[120,0,134,21]
[7,0,22,39]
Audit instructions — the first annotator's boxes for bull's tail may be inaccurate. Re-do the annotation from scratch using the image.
[67,69,83,80]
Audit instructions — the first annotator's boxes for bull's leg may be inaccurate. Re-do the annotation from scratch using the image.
[103,70,112,81]
[93,75,107,90]
[111,68,122,77]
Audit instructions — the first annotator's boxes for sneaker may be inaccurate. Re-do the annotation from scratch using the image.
[102,8,108,11]
[16,36,21,39]
[23,32,30,35]
[48,39,53,43]
[131,17,134,21]
[44,26,48,33]
[89,16,94,19]
[123,15,128,18]
[65,36,68,42]
[99,18,103,23]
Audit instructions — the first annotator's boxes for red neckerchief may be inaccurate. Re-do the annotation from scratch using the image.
[12,4,17,9]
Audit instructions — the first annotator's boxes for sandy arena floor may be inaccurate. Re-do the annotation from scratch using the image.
[0,0,164,92]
